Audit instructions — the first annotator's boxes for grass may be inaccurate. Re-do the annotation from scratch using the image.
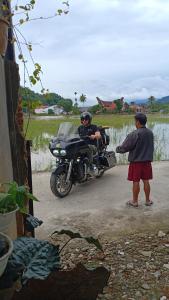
[24,114,169,140]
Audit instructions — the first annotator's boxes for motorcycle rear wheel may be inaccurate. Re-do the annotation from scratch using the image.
[50,171,72,198]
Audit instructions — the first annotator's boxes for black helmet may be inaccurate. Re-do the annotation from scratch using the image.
[80,112,92,123]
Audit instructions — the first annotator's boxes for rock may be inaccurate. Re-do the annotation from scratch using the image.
[127,263,134,270]
[139,250,152,257]
[135,290,142,298]
[158,231,166,237]
[141,283,150,290]
[153,270,161,279]
[163,264,169,269]
[118,250,124,256]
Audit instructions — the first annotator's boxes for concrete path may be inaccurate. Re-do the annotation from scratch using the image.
[33,161,169,240]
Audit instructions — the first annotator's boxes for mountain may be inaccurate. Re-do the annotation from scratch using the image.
[127,99,147,105]
[157,96,169,103]
[134,99,148,105]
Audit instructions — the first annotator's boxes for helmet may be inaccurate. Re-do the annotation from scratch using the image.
[80,112,92,124]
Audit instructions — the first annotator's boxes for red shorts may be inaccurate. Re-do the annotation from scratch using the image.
[128,161,153,182]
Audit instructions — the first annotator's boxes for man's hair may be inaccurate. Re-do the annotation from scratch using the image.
[135,113,147,125]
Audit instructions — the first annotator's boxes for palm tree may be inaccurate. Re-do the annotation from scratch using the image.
[148,96,156,111]
[74,91,78,107]
[79,93,87,107]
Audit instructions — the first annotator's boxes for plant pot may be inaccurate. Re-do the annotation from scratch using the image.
[0,17,9,57]
[0,208,18,239]
[0,232,13,277]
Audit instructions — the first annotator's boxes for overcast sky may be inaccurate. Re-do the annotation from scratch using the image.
[15,0,169,105]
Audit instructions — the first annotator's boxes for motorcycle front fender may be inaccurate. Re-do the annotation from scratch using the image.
[52,163,68,176]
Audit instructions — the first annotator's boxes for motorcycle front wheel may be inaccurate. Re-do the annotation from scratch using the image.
[50,171,72,198]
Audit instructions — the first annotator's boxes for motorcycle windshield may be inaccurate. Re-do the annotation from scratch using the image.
[56,122,79,141]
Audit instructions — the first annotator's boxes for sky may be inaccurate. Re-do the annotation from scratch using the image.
[14,0,169,105]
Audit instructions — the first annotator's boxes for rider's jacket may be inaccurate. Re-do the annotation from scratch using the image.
[78,124,99,146]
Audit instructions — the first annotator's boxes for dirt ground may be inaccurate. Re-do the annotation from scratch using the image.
[32,161,169,299]
[33,161,169,240]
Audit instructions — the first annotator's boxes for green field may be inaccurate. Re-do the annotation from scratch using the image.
[24,114,169,140]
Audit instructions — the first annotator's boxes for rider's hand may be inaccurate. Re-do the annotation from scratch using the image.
[89,135,95,140]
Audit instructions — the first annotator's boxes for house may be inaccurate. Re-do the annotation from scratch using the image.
[96,96,126,112]
[129,103,146,113]
[34,105,63,115]
[96,97,117,111]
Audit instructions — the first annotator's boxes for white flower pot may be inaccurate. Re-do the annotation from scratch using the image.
[0,208,18,239]
[0,232,13,277]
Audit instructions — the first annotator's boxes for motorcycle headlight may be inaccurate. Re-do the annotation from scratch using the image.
[53,149,59,157]
[60,150,66,156]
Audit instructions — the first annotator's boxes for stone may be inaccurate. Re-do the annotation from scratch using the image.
[141,283,150,290]
[135,290,142,298]
[163,264,169,269]
[153,270,161,279]
[139,250,152,257]
[118,250,124,256]
[127,263,134,270]
[158,231,166,237]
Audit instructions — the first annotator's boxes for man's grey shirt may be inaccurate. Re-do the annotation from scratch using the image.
[116,127,154,162]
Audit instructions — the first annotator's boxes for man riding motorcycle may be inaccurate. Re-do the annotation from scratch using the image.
[78,112,101,170]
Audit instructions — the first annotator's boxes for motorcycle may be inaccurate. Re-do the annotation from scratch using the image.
[49,122,116,198]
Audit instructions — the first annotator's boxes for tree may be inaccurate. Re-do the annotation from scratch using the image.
[89,104,101,114]
[79,94,87,106]
[0,0,69,89]
[114,99,123,113]
[57,98,73,113]
[148,96,156,111]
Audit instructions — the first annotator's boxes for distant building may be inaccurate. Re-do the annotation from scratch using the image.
[35,105,63,115]
[129,104,146,113]
[79,106,91,113]
[96,97,117,111]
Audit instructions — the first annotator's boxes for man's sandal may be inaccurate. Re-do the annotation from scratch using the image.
[126,201,138,208]
[145,201,153,206]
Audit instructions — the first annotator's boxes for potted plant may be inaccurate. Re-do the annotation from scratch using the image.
[0,181,38,237]
[0,230,109,300]
[0,232,13,277]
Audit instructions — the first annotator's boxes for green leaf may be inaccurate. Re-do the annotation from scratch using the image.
[18,54,23,60]
[7,237,60,284]
[52,230,103,251]
[57,9,63,15]
[19,19,24,25]
[26,192,39,202]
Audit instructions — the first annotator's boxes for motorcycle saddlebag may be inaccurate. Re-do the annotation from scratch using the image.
[101,151,116,168]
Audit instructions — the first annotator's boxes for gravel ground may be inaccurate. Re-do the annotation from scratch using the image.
[50,229,169,300]
[33,162,169,299]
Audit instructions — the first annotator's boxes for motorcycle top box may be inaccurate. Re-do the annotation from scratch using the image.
[49,122,116,198]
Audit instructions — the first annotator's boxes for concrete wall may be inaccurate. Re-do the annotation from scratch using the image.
[0,56,13,182]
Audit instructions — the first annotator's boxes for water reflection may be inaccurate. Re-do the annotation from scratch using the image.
[31,122,169,171]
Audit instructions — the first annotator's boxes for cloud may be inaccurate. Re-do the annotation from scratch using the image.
[15,0,169,104]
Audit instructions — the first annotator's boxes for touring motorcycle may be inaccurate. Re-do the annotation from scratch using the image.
[49,122,116,198]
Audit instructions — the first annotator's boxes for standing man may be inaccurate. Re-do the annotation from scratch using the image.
[116,113,154,207]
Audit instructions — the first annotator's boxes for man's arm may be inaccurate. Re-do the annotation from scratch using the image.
[89,125,101,140]
[116,131,138,153]
[90,130,101,140]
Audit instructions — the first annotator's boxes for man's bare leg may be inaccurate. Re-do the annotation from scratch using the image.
[143,180,151,203]
[132,181,140,203]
